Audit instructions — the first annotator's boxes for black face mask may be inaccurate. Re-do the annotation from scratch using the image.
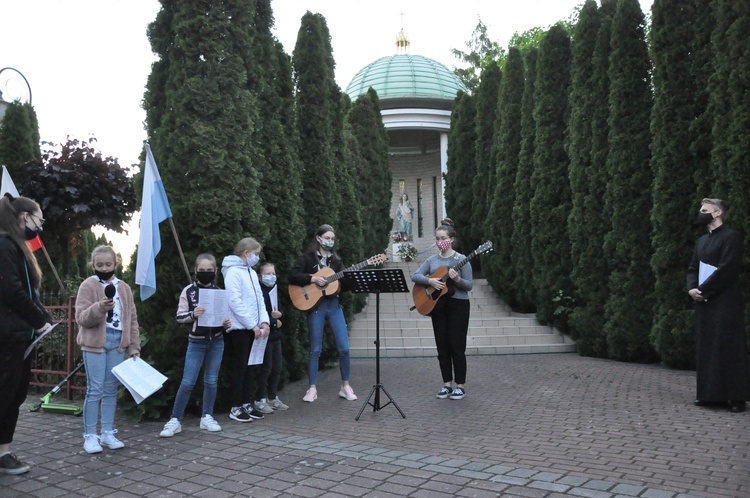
[196,271,215,285]
[95,270,115,281]
[696,212,714,226]
[24,226,41,241]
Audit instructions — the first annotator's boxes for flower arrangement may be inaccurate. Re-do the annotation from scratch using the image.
[396,242,417,262]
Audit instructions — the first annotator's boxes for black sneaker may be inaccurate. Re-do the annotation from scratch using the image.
[449,387,466,400]
[245,406,265,420]
[229,406,252,422]
[0,453,30,475]
[436,386,452,399]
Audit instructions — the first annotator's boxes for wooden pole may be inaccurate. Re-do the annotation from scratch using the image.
[40,243,67,298]
[168,217,193,285]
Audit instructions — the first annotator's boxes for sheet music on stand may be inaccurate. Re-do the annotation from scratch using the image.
[343,268,409,295]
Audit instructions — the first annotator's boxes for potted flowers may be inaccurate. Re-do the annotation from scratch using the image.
[396,242,417,262]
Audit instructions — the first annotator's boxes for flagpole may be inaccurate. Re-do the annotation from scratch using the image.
[40,244,67,298]
[168,218,193,285]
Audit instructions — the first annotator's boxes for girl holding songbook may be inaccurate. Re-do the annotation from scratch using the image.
[159,253,231,438]
[75,245,140,454]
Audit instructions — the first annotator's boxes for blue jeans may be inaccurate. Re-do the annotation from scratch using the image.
[307,297,350,385]
[83,328,124,435]
[171,336,224,419]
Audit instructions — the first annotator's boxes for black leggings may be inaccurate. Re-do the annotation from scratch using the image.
[430,298,470,385]
[0,341,31,445]
[228,330,259,407]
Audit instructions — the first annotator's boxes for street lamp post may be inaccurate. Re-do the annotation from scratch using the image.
[0,67,33,122]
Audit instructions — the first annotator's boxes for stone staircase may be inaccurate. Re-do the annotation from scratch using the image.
[348,259,577,358]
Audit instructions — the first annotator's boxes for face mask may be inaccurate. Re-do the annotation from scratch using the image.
[696,212,714,226]
[24,226,41,241]
[196,271,215,285]
[246,253,260,267]
[261,275,277,287]
[95,270,115,281]
[436,240,452,252]
[319,238,335,251]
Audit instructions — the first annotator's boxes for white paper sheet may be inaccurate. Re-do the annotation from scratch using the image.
[197,289,229,327]
[698,261,717,286]
[111,357,168,404]
[248,336,268,365]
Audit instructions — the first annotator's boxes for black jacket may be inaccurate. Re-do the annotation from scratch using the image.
[260,283,283,341]
[0,234,51,343]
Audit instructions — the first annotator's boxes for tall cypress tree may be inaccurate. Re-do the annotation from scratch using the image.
[252,0,308,382]
[572,0,617,356]
[567,0,601,344]
[603,0,658,362]
[0,101,40,187]
[346,88,391,258]
[649,0,711,368]
[444,91,476,253]
[138,0,266,417]
[486,48,524,304]
[724,3,750,335]
[529,24,573,326]
[293,12,341,239]
[510,47,539,313]
[470,60,501,257]
[705,0,738,198]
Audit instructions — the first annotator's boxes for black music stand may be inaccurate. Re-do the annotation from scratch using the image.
[344,268,408,421]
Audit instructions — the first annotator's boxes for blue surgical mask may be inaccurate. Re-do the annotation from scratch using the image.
[246,253,260,267]
[261,275,277,287]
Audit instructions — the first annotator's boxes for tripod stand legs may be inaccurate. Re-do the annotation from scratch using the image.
[355,383,406,421]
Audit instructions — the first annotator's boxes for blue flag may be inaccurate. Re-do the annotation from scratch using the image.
[135,144,173,300]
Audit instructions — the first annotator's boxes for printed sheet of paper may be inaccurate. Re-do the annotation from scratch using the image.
[248,336,268,365]
[698,261,718,286]
[197,289,229,327]
[112,357,168,404]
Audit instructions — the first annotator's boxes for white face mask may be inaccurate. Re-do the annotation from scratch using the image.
[261,275,277,287]
[246,253,260,267]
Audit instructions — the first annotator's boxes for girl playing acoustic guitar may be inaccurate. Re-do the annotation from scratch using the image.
[411,221,473,400]
[288,224,357,403]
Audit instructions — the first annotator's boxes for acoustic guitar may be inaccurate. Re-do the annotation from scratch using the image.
[289,253,387,311]
[411,241,494,316]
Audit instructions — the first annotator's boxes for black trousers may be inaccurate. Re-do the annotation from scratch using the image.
[259,339,282,400]
[430,298,470,385]
[228,330,259,407]
[0,341,31,445]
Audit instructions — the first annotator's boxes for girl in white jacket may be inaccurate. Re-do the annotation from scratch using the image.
[221,237,269,422]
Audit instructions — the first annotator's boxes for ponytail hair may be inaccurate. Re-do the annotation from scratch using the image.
[0,193,43,288]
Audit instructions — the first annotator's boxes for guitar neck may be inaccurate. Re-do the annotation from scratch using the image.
[327,259,371,283]
[441,250,477,281]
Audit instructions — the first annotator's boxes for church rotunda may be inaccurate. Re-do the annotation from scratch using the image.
[345,31,467,256]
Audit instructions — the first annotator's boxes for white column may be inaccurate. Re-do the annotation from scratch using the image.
[440,132,448,220]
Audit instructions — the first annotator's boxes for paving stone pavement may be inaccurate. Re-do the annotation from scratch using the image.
[2,353,749,497]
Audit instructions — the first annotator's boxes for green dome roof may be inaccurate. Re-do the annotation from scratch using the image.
[345,54,467,102]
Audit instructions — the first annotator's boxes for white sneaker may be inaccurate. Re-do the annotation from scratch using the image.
[200,414,222,432]
[268,397,289,410]
[100,429,125,449]
[160,418,182,437]
[302,387,317,402]
[83,434,102,454]
[339,384,357,401]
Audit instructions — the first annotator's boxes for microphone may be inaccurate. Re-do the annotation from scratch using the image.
[104,284,116,321]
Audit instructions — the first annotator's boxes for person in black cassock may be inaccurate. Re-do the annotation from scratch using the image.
[687,198,750,413]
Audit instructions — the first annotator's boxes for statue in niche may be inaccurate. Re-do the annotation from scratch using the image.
[396,193,414,241]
